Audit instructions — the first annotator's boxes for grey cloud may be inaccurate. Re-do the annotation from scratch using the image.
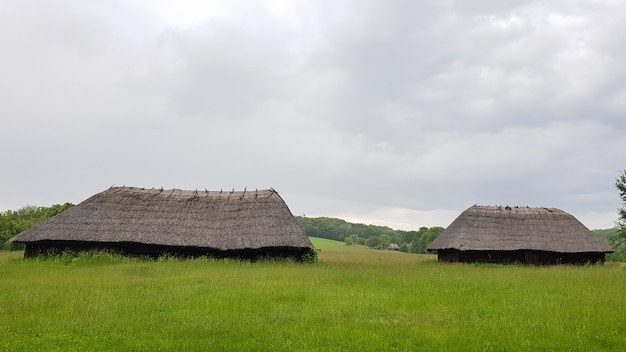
[304,0,626,143]
[1,1,625,231]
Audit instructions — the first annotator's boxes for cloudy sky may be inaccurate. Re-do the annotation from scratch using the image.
[2,0,625,230]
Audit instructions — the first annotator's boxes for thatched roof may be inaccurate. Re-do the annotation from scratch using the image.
[427,205,613,253]
[11,187,313,252]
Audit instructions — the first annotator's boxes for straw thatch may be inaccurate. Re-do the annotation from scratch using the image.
[10,186,314,260]
[427,205,613,265]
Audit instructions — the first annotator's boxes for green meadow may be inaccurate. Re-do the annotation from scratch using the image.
[1,241,625,351]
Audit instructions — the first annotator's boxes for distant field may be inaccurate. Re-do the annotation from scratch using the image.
[1,248,625,351]
[308,236,345,249]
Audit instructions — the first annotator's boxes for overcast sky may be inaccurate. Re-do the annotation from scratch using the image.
[2,0,625,230]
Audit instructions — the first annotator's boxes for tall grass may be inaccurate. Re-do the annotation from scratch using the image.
[1,249,625,351]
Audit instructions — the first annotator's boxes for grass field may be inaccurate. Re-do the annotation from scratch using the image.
[1,246,625,351]
[308,236,345,250]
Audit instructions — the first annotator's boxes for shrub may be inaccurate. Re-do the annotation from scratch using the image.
[300,249,319,263]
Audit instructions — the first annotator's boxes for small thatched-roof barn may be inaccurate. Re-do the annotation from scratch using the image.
[10,186,314,260]
[427,205,613,265]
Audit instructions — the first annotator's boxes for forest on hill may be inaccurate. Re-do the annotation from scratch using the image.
[297,216,443,253]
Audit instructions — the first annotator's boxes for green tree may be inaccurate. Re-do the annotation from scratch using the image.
[379,234,392,250]
[617,170,626,240]
[609,170,626,262]
[345,234,360,246]
[410,226,444,254]
[0,203,74,249]
[365,236,381,248]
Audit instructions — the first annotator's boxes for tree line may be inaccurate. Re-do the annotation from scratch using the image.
[297,216,444,253]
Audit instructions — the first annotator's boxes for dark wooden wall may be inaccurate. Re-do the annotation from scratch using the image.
[23,240,313,262]
[436,249,605,265]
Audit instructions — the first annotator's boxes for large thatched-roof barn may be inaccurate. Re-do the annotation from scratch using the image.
[427,205,613,265]
[10,186,314,260]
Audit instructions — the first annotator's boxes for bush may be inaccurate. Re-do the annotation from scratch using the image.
[300,249,319,263]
